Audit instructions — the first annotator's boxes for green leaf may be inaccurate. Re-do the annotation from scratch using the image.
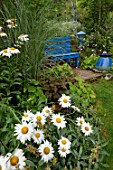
[38,159,45,167]
[94,163,99,169]
[78,146,83,158]
[101,142,109,148]
[100,163,109,168]
[32,80,39,85]
[26,160,36,168]
[81,156,89,160]
[80,161,87,166]
[27,86,36,92]
[0,83,9,87]
[71,149,78,157]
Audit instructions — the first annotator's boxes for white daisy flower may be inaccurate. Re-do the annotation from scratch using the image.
[22,110,34,122]
[0,155,7,170]
[0,49,12,57]
[58,146,71,158]
[76,116,85,126]
[58,94,71,108]
[58,136,71,148]
[42,106,52,117]
[32,112,46,126]
[18,34,29,42]
[51,114,67,129]
[71,106,80,112]
[0,32,7,37]
[6,18,17,23]
[6,18,17,29]
[81,122,93,136]
[6,148,26,170]
[14,122,34,144]
[32,129,44,144]
[7,23,17,28]
[0,26,3,31]
[8,47,20,54]
[38,140,54,163]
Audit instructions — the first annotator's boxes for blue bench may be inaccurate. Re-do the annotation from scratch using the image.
[45,36,80,67]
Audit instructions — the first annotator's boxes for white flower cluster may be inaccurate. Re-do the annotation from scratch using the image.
[6,18,17,28]
[14,108,70,162]
[13,94,93,163]
[59,94,93,136]
[0,148,26,170]
[58,136,71,158]
[0,47,20,58]
[0,18,29,58]
[76,116,93,136]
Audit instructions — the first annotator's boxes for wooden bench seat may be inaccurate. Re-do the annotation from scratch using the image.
[45,36,80,67]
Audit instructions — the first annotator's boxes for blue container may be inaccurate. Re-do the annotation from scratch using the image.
[95,53,112,70]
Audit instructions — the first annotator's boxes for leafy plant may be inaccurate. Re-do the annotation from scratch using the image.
[0,94,109,170]
[81,55,99,70]
[68,77,96,109]
[39,63,75,102]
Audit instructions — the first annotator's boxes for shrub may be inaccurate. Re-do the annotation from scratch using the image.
[38,63,75,102]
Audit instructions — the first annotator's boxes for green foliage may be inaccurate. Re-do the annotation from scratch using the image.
[77,0,113,31]
[0,56,46,112]
[18,79,46,111]
[23,0,78,22]
[68,77,96,109]
[0,1,111,169]
[39,63,75,102]
[81,55,99,70]
[46,21,81,37]
[0,0,62,79]
[0,94,108,170]
[76,32,113,68]
[0,103,21,154]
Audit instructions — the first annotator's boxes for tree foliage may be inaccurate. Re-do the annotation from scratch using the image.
[77,0,113,32]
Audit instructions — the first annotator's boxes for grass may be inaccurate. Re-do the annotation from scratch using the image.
[92,78,113,170]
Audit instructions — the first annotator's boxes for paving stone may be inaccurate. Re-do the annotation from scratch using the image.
[73,68,103,80]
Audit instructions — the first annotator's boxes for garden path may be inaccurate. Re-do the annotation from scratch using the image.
[73,68,103,80]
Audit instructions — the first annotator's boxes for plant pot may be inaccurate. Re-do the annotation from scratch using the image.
[95,53,112,71]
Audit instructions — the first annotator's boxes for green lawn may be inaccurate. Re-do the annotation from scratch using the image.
[92,78,113,170]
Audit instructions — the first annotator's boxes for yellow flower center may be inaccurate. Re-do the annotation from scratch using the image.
[11,18,16,22]
[11,23,15,26]
[63,98,68,103]
[56,118,61,123]
[35,133,40,138]
[85,126,89,131]
[80,120,83,124]
[24,114,28,118]
[21,126,28,134]
[36,116,42,121]
[10,156,19,166]
[43,147,50,155]
[10,47,16,50]
[45,109,50,113]
[0,165,2,170]
[3,49,8,53]
[20,34,25,36]
[61,139,67,145]
[61,148,66,152]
